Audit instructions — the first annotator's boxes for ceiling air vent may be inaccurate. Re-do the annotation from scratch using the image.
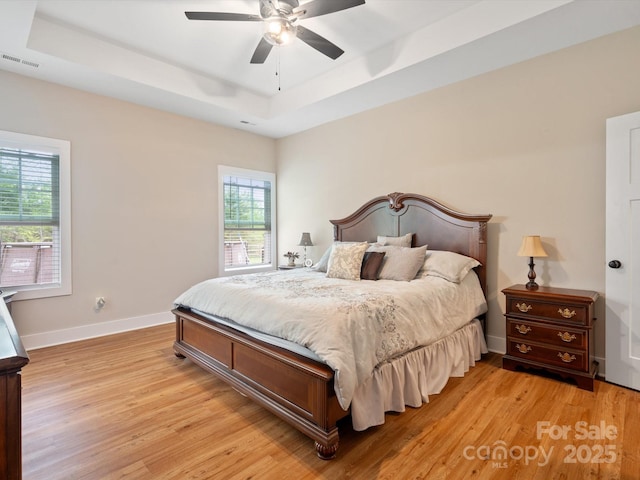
[1,53,21,63]
[1,52,39,68]
[21,59,40,68]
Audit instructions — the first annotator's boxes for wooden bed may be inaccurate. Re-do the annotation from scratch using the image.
[173,192,492,459]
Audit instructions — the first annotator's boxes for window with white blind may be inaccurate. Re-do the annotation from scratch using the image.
[0,130,71,299]
[218,166,276,275]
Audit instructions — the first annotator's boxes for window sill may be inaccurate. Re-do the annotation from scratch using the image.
[221,265,275,276]
[6,283,72,301]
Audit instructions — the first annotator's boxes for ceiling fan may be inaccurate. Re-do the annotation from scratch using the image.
[185,0,365,64]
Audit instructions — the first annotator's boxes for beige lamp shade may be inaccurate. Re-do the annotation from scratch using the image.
[517,235,548,258]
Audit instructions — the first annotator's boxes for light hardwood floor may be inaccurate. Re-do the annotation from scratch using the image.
[21,324,639,480]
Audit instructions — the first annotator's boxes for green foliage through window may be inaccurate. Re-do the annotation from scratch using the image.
[223,175,272,268]
[0,148,58,225]
[0,147,60,287]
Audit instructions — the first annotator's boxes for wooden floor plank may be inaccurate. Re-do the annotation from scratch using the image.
[20,324,640,479]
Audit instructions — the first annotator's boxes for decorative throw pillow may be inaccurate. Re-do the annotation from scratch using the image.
[360,251,385,280]
[368,244,427,281]
[312,242,367,273]
[416,250,481,283]
[377,233,413,247]
[326,242,369,280]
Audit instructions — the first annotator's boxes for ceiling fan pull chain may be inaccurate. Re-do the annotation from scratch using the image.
[277,47,281,91]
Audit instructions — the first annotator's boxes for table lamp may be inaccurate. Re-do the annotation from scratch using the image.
[298,232,314,266]
[517,235,548,289]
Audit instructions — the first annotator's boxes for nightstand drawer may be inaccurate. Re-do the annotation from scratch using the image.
[506,297,588,325]
[507,340,587,372]
[507,319,587,350]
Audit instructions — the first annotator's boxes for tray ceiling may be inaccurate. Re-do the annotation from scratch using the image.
[1,1,640,138]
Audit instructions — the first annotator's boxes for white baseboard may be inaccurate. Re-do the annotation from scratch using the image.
[21,311,174,351]
[595,356,606,378]
[20,318,609,380]
[486,334,506,355]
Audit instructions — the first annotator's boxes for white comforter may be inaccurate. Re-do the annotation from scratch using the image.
[174,269,487,411]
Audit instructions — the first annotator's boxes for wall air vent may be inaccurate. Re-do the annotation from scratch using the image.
[1,52,39,68]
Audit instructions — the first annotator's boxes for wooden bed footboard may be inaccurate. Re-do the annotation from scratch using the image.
[173,307,349,459]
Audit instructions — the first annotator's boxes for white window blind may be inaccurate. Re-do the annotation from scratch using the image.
[0,147,61,289]
[219,166,276,274]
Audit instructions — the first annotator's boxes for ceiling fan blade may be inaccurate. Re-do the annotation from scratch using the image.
[185,12,262,22]
[296,25,344,60]
[250,37,274,64]
[294,0,365,20]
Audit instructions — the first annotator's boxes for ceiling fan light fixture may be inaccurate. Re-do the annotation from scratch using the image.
[263,17,297,45]
[185,0,366,63]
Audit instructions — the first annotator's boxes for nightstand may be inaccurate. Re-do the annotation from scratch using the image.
[502,284,599,391]
[278,265,303,270]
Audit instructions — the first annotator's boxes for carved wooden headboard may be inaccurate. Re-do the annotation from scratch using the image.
[330,192,492,295]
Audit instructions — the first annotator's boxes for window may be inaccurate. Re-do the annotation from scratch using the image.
[0,130,71,298]
[219,166,276,275]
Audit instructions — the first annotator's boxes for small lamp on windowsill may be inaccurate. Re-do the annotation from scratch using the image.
[517,235,548,290]
[298,232,314,267]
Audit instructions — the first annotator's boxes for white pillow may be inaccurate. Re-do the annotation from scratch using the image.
[368,245,428,281]
[326,242,369,280]
[377,233,413,247]
[417,250,481,283]
[312,246,332,273]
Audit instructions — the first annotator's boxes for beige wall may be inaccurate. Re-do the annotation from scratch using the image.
[276,26,640,358]
[0,70,276,339]
[3,25,640,359]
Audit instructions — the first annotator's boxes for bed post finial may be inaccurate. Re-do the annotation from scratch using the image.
[387,192,405,212]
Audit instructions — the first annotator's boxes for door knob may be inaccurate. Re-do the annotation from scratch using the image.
[608,260,622,269]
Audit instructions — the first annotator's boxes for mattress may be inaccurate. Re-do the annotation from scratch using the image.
[175,268,487,411]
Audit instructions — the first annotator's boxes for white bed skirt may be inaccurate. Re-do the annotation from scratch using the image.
[350,319,488,431]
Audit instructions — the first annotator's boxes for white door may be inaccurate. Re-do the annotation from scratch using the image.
[606,111,640,390]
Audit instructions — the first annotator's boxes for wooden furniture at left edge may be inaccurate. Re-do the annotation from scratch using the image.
[173,192,492,459]
[0,294,29,480]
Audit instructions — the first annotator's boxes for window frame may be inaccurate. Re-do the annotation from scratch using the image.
[218,165,276,276]
[0,130,72,299]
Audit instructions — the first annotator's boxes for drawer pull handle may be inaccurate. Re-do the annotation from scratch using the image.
[558,352,577,363]
[516,344,532,354]
[515,324,532,335]
[516,303,533,313]
[558,308,577,319]
[557,331,577,343]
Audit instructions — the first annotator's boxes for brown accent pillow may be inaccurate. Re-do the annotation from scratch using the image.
[360,251,385,280]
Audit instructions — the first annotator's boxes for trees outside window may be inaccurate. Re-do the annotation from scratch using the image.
[0,131,71,298]
[219,166,276,275]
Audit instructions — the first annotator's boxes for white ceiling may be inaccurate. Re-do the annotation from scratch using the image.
[1,0,640,138]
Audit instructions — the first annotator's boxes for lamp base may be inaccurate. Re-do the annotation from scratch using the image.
[525,256,539,290]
